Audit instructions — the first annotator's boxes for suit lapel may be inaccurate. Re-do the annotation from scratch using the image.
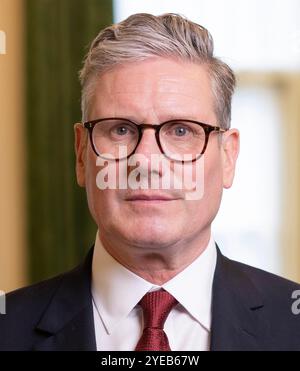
[31,244,270,351]
[33,248,97,351]
[210,248,269,351]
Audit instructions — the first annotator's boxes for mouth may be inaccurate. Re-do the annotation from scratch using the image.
[125,193,181,203]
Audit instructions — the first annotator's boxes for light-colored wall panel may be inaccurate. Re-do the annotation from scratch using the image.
[237,72,300,282]
[0,0,27,292]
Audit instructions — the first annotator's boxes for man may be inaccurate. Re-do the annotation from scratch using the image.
[1,13,300,351]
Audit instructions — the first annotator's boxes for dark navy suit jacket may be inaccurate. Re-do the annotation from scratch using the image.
[1,247,300,351]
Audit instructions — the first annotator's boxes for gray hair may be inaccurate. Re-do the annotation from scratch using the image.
[79,13,236,129]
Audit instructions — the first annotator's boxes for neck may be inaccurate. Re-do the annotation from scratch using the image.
[99,229,211,285]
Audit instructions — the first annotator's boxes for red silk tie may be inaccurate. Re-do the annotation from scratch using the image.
[135,289,178,351]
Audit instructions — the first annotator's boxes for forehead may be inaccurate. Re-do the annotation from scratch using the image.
[90,58,215,122]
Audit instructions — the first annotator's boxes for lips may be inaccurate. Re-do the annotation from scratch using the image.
[125,193,180,201]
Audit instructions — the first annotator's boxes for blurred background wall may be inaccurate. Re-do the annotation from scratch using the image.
[25,0,112,284]
[0,0,300,292]
[0,0,26,292]
[0,0,112,291]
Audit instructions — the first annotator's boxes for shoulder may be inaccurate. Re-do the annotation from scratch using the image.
[212,251,300,350]
[225,255,300,296]
[0,265,80,350]
[0,247,94,351]
[224,255,300,340]
[3,272,65,317]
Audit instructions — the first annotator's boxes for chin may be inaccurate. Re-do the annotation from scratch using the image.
[119,222,179,249]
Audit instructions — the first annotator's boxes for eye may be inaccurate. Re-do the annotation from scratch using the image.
[110,123,136,138]
[166,123,193,138]
[114,125,130,136]
[174,126,189,137]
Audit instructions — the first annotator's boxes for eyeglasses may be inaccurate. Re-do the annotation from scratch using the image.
[83,117,227,162]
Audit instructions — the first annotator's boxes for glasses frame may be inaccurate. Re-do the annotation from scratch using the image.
[83,117,227,162]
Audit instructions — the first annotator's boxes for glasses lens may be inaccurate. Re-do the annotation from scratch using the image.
[92,119,138,159]
[160,121,206,161]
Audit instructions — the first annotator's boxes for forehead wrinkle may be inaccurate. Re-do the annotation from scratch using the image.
[113,90,203,101]
[105,62,210,91]
[93,90,213,124]
[111,78,209,96]
[114,89,209,111]
[91,59,215,123]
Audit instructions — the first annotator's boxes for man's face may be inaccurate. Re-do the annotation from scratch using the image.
[75,58,239,255]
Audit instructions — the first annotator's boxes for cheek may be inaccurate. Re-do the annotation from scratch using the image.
[85,157,100,222]
[205,157,223,193]
[85,150,123,228]
[187,153,223,223]
[202,153,224,215]
[85,150,109,223]
[177,152,223,198]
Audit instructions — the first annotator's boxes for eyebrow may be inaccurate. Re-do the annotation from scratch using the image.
[113,114,202,124]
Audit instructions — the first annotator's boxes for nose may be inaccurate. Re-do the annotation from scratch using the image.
[133,127,162,158]
[128,126,169,183]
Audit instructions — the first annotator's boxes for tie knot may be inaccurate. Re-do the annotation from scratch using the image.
[139,289,178,329]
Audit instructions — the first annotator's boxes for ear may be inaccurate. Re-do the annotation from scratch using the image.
[221,128,240,189]
[74,123,87,187]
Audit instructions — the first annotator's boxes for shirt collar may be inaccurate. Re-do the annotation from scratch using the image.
[92,231,216,334]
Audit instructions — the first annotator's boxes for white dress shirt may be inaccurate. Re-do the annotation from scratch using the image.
[91,231,217,351]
